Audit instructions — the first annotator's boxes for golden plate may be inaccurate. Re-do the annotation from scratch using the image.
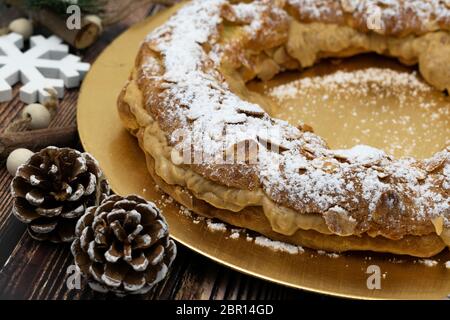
[77,4,450,300]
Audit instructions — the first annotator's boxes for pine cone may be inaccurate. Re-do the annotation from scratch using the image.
[71,195,177,296]
[11,147,110,243]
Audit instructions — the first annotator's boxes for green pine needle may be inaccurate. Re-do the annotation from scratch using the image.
[25,0,104,15]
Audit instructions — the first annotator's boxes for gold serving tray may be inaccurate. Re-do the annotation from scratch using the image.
[77,3,450,300]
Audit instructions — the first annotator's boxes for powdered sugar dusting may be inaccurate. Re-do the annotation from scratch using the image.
[178,206,306,254]
[269,68,431,102]
[267,67,449,159]
[254,236,305,254]
[317,250,340,258]
[418,259,439,267]
[229,230,241,239]
[206,219,228,232]
[333,145,386,165]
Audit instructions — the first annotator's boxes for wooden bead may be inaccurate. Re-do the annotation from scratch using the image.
[83,15,103,34]
[6,148,34,176]
[8,18,33,39]
[22,103,52,129]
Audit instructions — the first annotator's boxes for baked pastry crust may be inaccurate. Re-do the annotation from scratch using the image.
[118,0,450,257]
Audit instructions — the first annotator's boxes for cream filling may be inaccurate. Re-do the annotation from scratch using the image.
[286,21,450,92]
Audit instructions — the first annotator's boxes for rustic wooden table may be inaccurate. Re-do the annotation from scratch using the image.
[0,4,332,300]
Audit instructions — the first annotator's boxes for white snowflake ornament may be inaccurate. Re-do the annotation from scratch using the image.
[0,33,90,104]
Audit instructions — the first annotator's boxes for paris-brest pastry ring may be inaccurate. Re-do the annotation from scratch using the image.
[118,0,450,257]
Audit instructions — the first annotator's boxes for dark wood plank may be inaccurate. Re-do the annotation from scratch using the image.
[0,230,322,300]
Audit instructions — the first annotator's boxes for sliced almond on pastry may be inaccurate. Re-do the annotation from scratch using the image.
[431,216,444,235]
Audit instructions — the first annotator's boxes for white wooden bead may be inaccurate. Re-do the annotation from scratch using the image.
[22,103,52,129]
[6,148,34,176]
[83,15,103,33]
[8,18,33,39]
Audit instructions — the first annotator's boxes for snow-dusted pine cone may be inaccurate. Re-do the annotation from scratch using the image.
[11,147,110,243]
[71,194,177,296]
